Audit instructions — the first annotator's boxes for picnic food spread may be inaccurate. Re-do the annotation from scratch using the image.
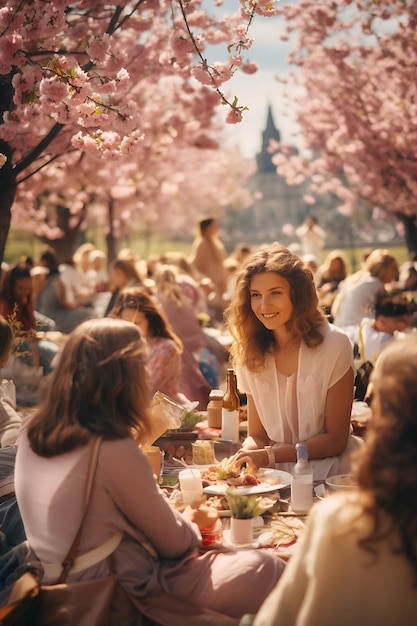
[201,453,261,487]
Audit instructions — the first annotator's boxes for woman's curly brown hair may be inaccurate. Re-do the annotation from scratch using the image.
[225,243,326,372]
[356,336,417,580]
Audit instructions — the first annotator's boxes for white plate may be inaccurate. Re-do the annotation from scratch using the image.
[203,469,292,496]
[163,462,219,475]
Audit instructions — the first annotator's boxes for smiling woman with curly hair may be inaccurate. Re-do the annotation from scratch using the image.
[227,243,362,480]
[254,334,417,626]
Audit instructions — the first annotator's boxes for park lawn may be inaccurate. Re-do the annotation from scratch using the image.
[3,227,409,270]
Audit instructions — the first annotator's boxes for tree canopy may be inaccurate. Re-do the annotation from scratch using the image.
[273,0,417,252]
[0,0,278,263]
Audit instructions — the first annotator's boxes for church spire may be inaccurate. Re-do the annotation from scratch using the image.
[256,104,281,173]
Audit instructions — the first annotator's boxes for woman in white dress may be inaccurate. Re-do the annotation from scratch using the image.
[226,243,362,480]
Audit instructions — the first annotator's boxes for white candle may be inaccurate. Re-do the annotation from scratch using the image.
[179,469,203,506]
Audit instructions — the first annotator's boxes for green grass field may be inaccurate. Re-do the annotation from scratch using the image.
[3,229,194,265]
[3,227,409,270]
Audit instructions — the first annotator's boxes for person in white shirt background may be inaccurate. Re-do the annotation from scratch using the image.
[357,293,414,364]
[295,215,326,260]
[331,248,400,348]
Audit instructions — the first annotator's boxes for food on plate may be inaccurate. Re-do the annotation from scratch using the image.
[201,460,286,496]
[217,453,242,479]
[227,473,261,487]
[192,440,216,465]
[206,495,229,512]
[325,473,357,492]
[217,453,260,486]
[200,453,262,488]
[200,466,221,487]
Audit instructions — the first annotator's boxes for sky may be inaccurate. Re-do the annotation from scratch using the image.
[206,1,302,160]
[215,2,400,160]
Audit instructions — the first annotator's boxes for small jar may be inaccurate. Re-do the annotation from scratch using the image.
[207,389,224,429]
[201,519,223,546]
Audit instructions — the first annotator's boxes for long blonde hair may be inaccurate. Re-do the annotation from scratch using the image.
[318,249,348,283]
[153,264,189,307]
[331,248,399,319]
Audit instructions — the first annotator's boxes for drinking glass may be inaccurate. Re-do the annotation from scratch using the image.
[147,391,186,444]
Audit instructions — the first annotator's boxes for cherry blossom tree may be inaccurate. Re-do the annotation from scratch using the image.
[14,133,254,263]
[272,0,417,253]
[0,0,278,266]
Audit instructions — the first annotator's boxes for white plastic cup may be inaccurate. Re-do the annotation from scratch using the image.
[179,469,203,506]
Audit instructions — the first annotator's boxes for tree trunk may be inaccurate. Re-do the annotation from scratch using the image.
[0,122,64,272]
[0,141,16,275]
[395,213,417,256]
[36,204,85,263]
[105,199,117,264]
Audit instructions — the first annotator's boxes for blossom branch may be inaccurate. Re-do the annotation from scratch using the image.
[176,0,253,118]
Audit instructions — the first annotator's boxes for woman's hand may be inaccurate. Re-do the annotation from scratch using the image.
[183,500,219,531]
[234,448,268,472]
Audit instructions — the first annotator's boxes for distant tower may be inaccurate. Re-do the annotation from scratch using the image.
[256,105,281,173]
[243,104,307,242]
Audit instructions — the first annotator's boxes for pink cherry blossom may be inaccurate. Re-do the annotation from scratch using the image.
[241,61,258,74]
[272,0,417,251]
[0,0,277,264]
[225,108,243,124]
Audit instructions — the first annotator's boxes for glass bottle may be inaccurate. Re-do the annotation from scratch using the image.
[221,368,240,441]
[291,442,313,514]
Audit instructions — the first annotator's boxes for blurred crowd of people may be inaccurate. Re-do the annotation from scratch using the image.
[0,219,238,410]
[0,216,417,624]
[0,214,415,413]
